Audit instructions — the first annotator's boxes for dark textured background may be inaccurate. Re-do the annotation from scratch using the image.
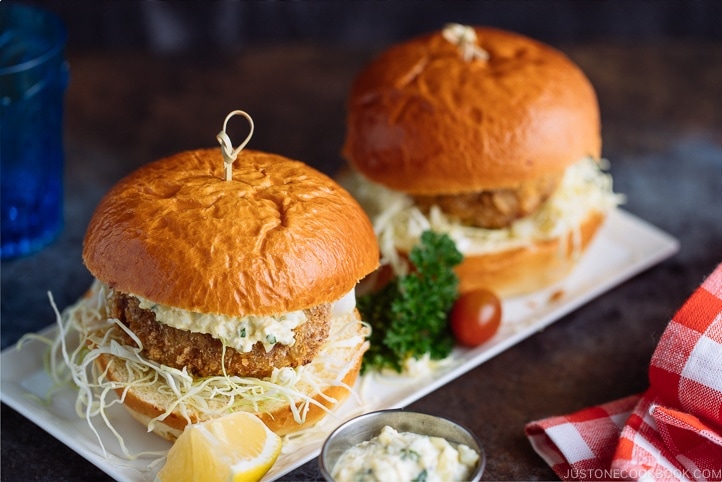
[1,1,721,481]
[19,0,722,51]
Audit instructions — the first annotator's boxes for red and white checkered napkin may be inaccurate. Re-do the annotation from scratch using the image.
[525,263,722,481]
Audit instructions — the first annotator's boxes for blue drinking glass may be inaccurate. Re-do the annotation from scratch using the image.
[1,3,69,259]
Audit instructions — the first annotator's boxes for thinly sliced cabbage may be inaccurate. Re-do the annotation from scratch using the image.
[342,157,625,275]
[27,281,367,461]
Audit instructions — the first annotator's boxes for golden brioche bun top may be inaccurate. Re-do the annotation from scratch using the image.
[343,26,601,194]
[82,148,379,317]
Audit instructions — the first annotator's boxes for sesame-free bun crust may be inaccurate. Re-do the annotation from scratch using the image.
[343,27,601,194]
[94,316,368,440]
[83,148,379,317]
[455,210,605,297]
[360,210,605,299]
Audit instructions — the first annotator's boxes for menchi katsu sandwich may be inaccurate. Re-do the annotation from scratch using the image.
[341,24,623,297]
[64,111,379,441]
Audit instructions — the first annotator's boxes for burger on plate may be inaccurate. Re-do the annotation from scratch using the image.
[341,24,623,297]
[69,146,378,441]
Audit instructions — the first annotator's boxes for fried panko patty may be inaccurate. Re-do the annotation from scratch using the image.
[110,291,331,378]
[413,172,562,229]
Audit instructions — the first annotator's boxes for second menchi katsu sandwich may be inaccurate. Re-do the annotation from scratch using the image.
[341,24,623,297]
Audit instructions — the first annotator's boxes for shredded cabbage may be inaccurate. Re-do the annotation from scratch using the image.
[30,282,368,461]
[341,157,625,275]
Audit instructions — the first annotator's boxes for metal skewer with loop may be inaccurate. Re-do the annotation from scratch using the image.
[216,110,255,181]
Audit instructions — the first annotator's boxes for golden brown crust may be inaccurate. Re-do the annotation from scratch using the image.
[361,210,605,298]
[83,148,379,317]
[343,27,601,194]
[412,171,562,229]
[95,321,367,440]
[455,210,606,297]
[110,291,332,378]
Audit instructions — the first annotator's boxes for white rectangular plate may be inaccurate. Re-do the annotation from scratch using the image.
[1,208,678,481]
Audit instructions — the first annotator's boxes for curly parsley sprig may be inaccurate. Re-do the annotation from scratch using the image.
[358,231,463,373]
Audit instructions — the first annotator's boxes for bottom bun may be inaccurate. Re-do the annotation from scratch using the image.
[358,210,605,299]
[455,210,606,297]
[94,316,368,441]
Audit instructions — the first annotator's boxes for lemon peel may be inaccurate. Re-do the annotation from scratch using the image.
[156,411,282,482]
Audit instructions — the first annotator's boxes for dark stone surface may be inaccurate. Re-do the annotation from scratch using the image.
[2,37,721,481]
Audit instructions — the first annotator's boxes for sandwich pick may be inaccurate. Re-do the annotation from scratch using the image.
[36,109,378,457]
[525,262,722,481]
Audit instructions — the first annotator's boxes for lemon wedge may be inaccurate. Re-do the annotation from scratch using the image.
[156,412,282,482]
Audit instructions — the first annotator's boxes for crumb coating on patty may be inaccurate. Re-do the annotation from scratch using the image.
[110,291,331,378]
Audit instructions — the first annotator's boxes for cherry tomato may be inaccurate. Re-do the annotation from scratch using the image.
[449,289,502,347]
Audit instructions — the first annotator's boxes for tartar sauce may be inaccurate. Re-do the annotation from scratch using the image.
[331,425,479,482]
[132,288,356,354]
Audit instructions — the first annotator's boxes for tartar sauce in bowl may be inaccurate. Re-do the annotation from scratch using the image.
[319,410,484,482]
[332,425,479,482]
